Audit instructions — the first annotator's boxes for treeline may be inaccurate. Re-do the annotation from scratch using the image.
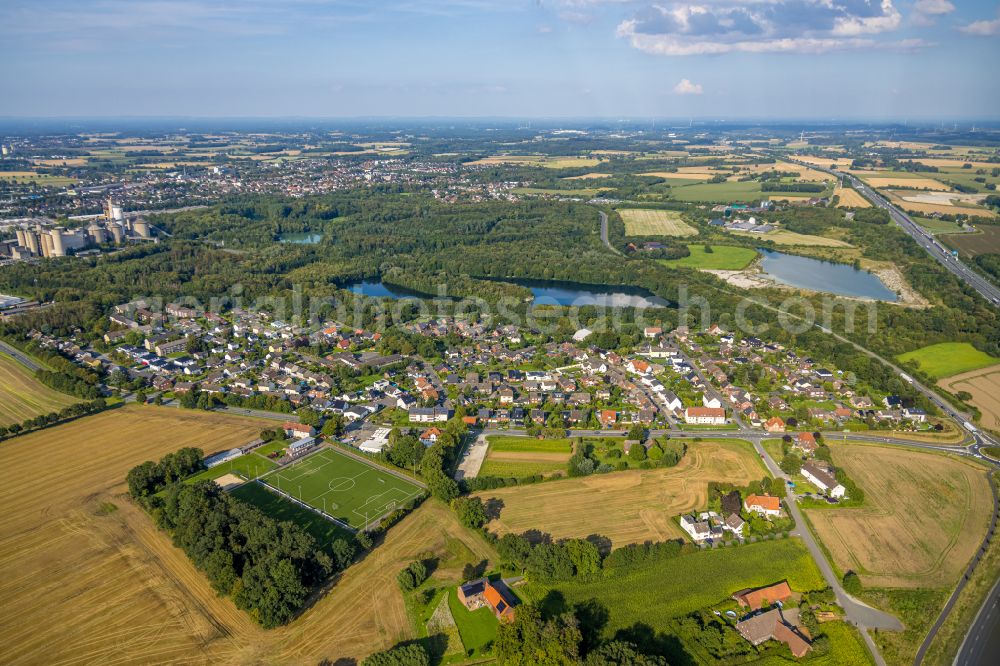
[760,181,826,193]
[126,447,204,498]
[152,481,333,628]
[0,399,107,441]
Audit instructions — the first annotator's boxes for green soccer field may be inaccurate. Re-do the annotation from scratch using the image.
[259,447,425,529]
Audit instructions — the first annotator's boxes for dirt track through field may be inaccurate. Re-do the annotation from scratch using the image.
[0,406,495,665]
[805,443,991,588]
[939,364,1000,431]
[475,440,765,546]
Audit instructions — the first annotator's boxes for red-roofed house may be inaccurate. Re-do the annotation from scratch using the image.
[764,416,786,433]
[283,422,316,438]
[744,494,782,517]
[684,407,726,425]
[733,581,793,610]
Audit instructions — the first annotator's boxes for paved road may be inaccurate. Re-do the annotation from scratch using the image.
[921,470,999,665]
[597,210,621,255]
[0,340,41,371]
[783,157,1000,307]
[955,576,1000,666]
[752,440,904,641]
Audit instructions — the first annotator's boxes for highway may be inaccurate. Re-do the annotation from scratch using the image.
[783,157,1000,307]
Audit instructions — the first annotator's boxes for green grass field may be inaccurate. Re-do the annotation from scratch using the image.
[487,436,572,453]
[662,244,758,271]
[913,216,967,235]
[670,180,764,203]
[540,539,824,635]
[183,452,277,484]
[259,447,425,529]
[231,481,354,547]
[896,342,1000,380]
[0,352,79,427]
[478,459,567,478]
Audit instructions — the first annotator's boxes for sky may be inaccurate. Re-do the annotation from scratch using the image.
[1,0,998,120]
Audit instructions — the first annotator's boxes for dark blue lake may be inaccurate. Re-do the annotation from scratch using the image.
[759,249,898,302]
[511,279,672,308]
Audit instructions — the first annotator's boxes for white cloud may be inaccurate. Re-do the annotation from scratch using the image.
[914,0,955,16]
[831,0,901,36]
[959,17,1000,36]
[615,1,913,55]
[673,78,703,95]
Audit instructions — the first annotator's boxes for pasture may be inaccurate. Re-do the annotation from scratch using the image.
[662,244,758,270]
[896,341,999,379]
[479,436,572,479]
[260,447,425,529]
[913,216,966,235]
[0,405,496,663]
[475,439,766,546]
[942,224,1000,257]
[938,364,1000,431]
[543,539,825,634]
[805,443,992,588]
[0,352,80,427]
[618,208,698,236]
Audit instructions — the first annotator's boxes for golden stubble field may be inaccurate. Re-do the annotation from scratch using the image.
[835,185,872,208]
[0,352,79,427]
[475,439,766,546]
[0,406,495,665]
[805,443,992,588]
[939,364,1000,431]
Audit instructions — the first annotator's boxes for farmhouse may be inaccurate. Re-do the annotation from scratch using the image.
[736,608,811,658]
[684,407,726,425]
[733,581,793,610]
[457,578,517,621]
[744,494,781,517]
[801,462,846,498]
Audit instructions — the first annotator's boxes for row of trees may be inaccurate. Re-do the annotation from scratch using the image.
[0,398,107,441]
[126,447,205,499]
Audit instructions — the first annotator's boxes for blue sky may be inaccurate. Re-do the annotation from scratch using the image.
[1,0,998,119]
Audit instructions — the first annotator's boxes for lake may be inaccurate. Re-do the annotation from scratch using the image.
[758,249,898,302]
[343,279,672,308]
[509,278,672,308]
[278,232,323,244]
[342,281,433,299]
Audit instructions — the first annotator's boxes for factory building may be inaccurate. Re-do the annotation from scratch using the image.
[1,199,156,262]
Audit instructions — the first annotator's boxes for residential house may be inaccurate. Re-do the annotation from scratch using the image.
[733,581,793,610]
[457,579,517,622]
[744,494,781,517]
[736,609,811,658]
[764,416,786,433]
[801,462,846,498]
[684,407,726,425]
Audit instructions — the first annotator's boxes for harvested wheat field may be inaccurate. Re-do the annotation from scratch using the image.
[563,172,613,180]
[806,443,992,588]
[619,208,697,236]
[0,405,496,665]
[0,352,79,427]
[939,364,1000,431]
[836,185,871,208]
[475,439,766,546]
